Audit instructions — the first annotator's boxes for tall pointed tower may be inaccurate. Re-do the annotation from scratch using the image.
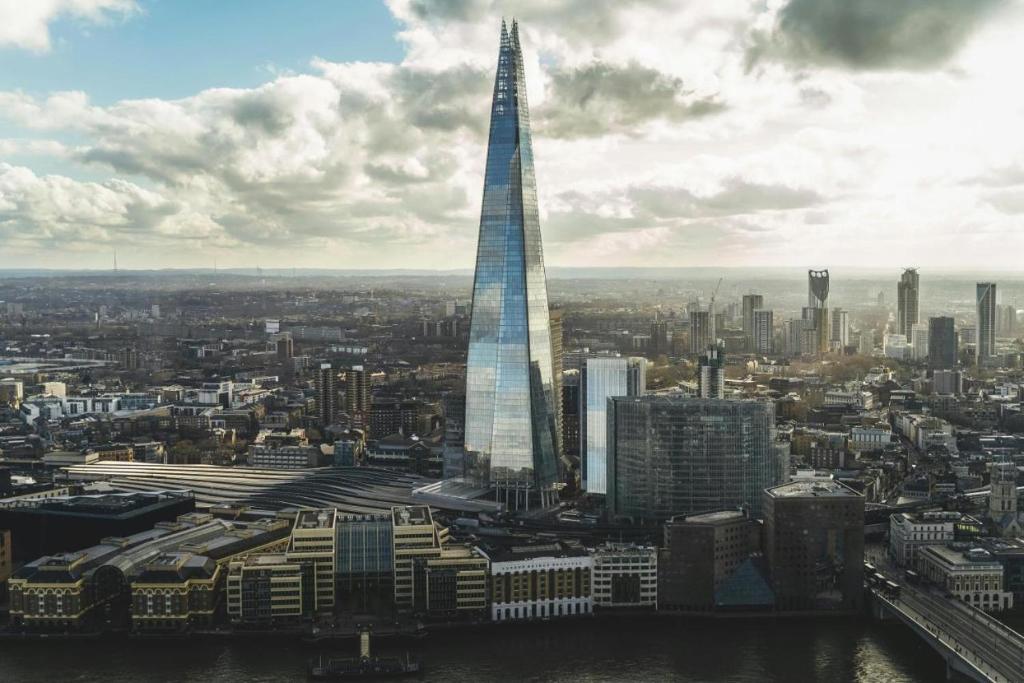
[464,20,559,508]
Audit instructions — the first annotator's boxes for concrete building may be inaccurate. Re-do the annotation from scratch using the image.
[315,363,337,425]
[752,309,774,355]
[689,310,711,354]
[763,479,864,612]
[917,545,1013,612]
[889,511,970,567]
[288,509,337,614]
[590,543,657,609]
[659,511,765,612]
[742,294,764,347]
[227,554,310,624]
[928,316,958,370]
[483,541,592,622]
[933,369,963,396]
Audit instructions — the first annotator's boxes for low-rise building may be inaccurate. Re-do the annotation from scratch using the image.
[916,544,1013,612]
[590,543,657,609]
[889,511,967,567]
[483,541,592,622]
[226,554,310,624]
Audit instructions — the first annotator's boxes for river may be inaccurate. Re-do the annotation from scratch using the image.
[0,616,948,682]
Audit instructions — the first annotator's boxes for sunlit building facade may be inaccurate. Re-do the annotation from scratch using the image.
[464,21,559,506]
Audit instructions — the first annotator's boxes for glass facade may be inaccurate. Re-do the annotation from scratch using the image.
[607,396,782,521]
[581,357,646,495]
[465,21,558,492]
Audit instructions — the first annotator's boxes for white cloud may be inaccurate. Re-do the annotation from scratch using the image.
[0,0,138,53]
[0,0,1022,268]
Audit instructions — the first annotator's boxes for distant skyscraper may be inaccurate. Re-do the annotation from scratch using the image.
[928,316,957,369]
[997,303,1017,337]
[786,318,811,357]
[910,323,929,362]
[806,269,829,355]
[741,294,764,347]
[752,309,774,354]
[698,346,725,399]
[808,269,829,309]
[897,268,920,339]
[830,308,849,349]
[464,21,559,504]
[316,363,337,426]
[580,357,646,495]
[689,310,711,354]
[976,282,997,364]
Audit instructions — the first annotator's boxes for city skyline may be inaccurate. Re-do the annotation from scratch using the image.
[1,1,1023,270]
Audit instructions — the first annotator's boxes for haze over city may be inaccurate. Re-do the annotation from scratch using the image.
[2,0,1024,270]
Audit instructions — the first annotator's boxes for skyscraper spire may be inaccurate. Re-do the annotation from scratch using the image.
[464,21,558,508]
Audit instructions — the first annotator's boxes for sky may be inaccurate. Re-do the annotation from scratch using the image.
[1,0,1023,271]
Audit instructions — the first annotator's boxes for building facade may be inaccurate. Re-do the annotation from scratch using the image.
[484,541,592,622]
[464,21,559,506]
[580,356,646,495]
[763,479,864,612]
[928,316,957,369]
[977,282,997,365]
[897,268,920,339]
[607,396,782,521]
[590,543,657,609]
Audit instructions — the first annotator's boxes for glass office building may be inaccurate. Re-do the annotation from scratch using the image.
[580,357,646,495]
[607,396,782,522]
[464,21,559,505]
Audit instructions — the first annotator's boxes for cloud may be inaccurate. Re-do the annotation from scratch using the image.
[537,61,723,138]
[749,0,1005,70]
[0,0,138,53]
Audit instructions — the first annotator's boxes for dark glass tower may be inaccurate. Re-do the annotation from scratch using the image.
[464,21,558,506]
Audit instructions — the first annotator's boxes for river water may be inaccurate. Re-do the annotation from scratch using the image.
[0,617,948,682]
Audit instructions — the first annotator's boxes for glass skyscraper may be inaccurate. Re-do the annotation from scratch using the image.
[464,21,559,505]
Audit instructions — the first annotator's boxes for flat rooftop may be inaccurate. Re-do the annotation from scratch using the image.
[295,508,336,530]
[391,505,432,527]
[675,510,748,525]
[766,480,861,499]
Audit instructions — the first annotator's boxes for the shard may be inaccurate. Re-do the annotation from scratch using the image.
[464,20,559,508]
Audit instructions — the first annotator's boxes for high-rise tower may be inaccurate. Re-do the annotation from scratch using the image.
[977,282,997,365]
[897,268,920,339]
[464,21,559,507]
[805,269,830,356]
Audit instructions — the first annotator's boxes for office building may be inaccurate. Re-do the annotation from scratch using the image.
[560,370,580,460]
[830,308,849,349]
[889,511,972,567]
[287,509,337,614]
[689,310,711,355]
[464,22,559,506]
[932,369,963,395]
[977,282,997,364]
[607,396,782,522]
[389,505,486,619]
[928,316,957,369]
[998,304,1017,336]
[276,334,294,361]
[227,554,311,624]
[763,480,864,611]
[752,309,774,354]
[580,357,646,495]
[741,294,764,347]
[550,309,564,457]
[335,513,394,611]
[897,268,920,339]
[441,393,467,479]
[590,543,658,609]
[315,363,337,426]
[697,346,725,399]
[483,540,592,622]
[910,323,929,361]
[659,510,767,612]
[917,545,1012,612]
